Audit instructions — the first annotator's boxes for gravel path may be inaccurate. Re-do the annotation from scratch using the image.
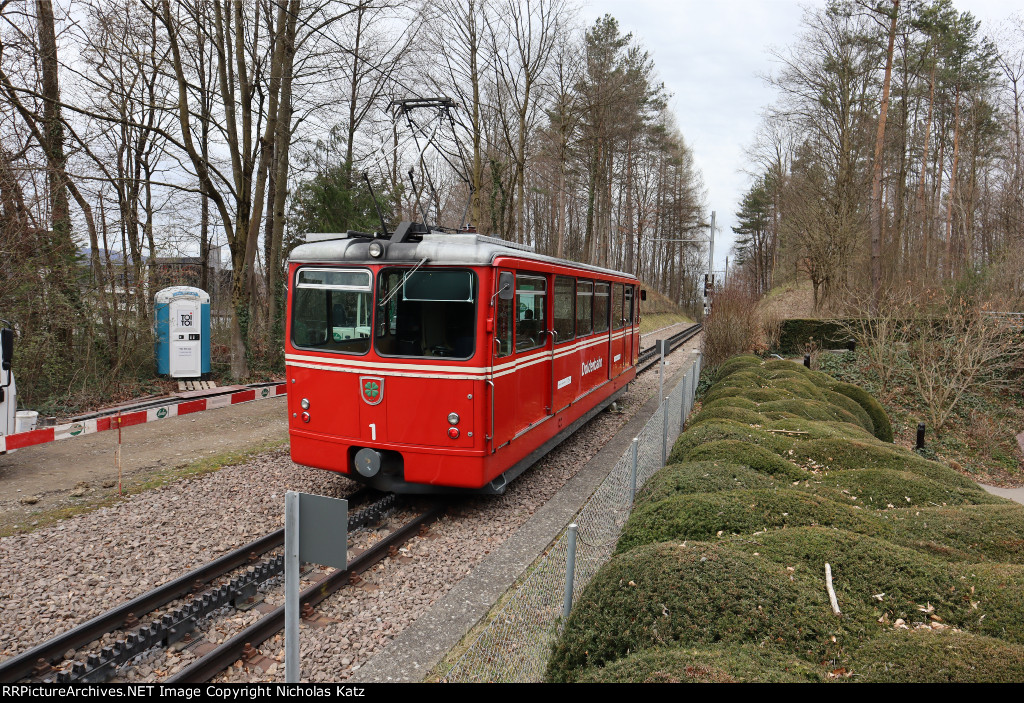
[0,327,700,683]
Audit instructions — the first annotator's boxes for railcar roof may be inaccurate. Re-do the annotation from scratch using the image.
[288,232,638,281]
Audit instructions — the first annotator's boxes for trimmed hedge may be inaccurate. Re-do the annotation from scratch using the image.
[809,468,1004,510]
[574,645,827,683]
[546,353,1024,683]
[777,319,853,353]
[616,489,886,554]
[951,563,1024,642]
[831,382,893,442]
[546,542,839,682]
[788,439,982,491]
[884,504,1024,564]
[679,440,805,480]
[635,461,781,503]
[846,630,1024,683]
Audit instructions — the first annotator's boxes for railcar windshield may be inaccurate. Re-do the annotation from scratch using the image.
[291,268,373,354]
[375,268,476,359]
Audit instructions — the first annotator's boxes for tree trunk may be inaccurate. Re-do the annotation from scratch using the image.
[870,1,899,313]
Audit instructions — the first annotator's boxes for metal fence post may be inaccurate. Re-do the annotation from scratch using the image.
[680,370,690,431]
[658,340,665,405]
[661,396,669,468]
[562,524,579,620]
[630,437,639,503]
[285,491,300,683]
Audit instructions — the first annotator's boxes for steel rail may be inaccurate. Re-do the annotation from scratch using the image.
[1,488,384,684]
[0,530,284,683]
[166,503,447,683]
[637,323,702,374]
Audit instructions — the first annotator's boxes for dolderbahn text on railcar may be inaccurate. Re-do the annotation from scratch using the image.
[285,222,642,494]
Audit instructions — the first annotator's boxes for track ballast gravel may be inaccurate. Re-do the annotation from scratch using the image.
[0,325,698,683]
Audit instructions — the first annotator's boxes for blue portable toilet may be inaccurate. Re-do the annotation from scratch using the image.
[155,286,211,378]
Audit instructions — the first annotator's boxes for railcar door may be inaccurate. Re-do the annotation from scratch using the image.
[593,281,611,382]
[490,269,517,451]
[624,285,637,365]
[513,273,552,436]
[551,275,577,412]
[611,283,626,377]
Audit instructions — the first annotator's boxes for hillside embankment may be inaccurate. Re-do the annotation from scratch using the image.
[547,355,1024,683]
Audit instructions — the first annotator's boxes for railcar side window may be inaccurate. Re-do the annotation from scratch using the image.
[495,276,514,358]
[576,280,593,336]
[612,283,624,330]
[594,282,609,333]
[625,286,635,325]
[552,276,575,343]
[374,268,476,359]
[515,274,547,352]
[291,268,373,354]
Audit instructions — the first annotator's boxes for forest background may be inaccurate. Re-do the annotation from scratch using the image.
[2,0,1023,414]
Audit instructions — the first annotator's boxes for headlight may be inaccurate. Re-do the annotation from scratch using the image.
[448,412,460,425]
[369,240,385,258]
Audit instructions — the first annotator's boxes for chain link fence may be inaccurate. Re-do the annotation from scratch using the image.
[445,352,703,682]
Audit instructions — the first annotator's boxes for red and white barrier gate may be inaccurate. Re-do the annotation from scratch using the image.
[0,383,287,453]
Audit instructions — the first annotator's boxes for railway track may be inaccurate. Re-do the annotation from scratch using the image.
[1,326,700,685]
[0,488,424,685]
[637,323,702,374]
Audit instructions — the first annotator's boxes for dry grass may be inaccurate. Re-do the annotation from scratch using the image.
[702,287,764,367]
[757,278,818,320]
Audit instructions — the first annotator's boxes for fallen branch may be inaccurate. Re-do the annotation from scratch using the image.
[825,562,841,615]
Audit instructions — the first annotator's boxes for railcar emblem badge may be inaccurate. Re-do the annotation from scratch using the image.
[360,376,384,405]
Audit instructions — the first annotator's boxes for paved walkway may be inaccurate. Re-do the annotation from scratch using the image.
[980,483,1024,505]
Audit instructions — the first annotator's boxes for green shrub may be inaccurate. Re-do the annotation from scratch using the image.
[952,563,1024,643]
[762,359,807,373]
[761,418,876,442]
[819,389,875,434]
[830,382,894,442]
[788,439,981,490]
[884,504,1024,563]
[636,461,781,504]
[713,355,763,382]
[770,377,827,400]
[847,630,1024,683]
[669,422,794,463]
[679,440,804,480]
[804,369,839,388]
[701,396,760,411]
[616,489,885,554]
[545,542,839,682]
[726,528,969,632]
[759,361,841,387]
[687,405,767,428]
[572,645,827,683]
[756,399,865,428]
[806,469,1003,510]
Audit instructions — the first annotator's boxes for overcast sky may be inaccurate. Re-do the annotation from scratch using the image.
[582,0,1024,277]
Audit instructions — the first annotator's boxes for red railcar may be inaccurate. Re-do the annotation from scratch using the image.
[285,224,641,494]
